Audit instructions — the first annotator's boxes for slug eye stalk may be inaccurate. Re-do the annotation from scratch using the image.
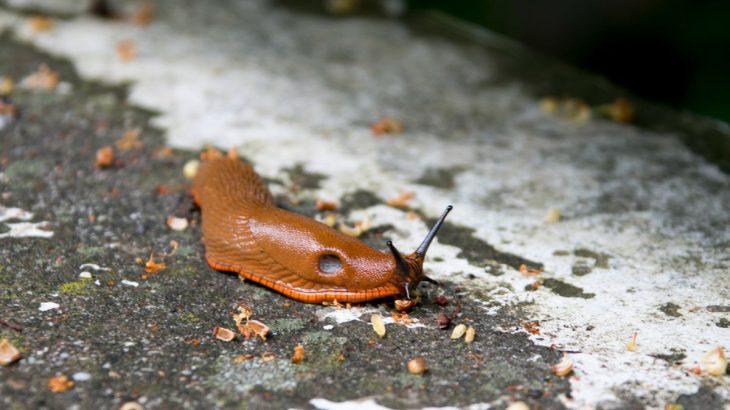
[386,205,453,299]
[415,205,453,258]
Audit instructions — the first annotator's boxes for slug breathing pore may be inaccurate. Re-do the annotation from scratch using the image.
[192,157,452,304]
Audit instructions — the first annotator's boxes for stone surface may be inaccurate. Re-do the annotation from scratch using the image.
[1,0,729,409]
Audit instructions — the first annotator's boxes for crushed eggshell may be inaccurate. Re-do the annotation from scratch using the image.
[522,321,540,335]
[386,191,415,209]
[626,332,638,352]
[291,344,305,364]
[0,339,21,366]
[243,320,270,341]
[700,346,728,376]
[544,207,561,224]
[371,314,386,338]
[200,146,224,161]
[144,255,166,274]
[551,354,574,377]
[95,146,114,168]
[116,40,137,62]
[394,299,416,312]
[20,64,59,91]
[519,264,544,276]
[237,303,253,320]
[133,1,155,26]
[116,128,142,151]
[407,356,427,375]
[450,324,467,340]
[213,326,237,342]
[166,216,188,231]
[183,159,200,179]
[152,146,173,158]
[47,375,74,393]
[371,117,403,135]
[233,354,255,364]
[28,16,54,32]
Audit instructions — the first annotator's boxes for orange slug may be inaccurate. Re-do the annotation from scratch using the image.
[192,157,452,304]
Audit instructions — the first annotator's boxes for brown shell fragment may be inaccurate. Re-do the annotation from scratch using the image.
[213,326,236,342]
[551,354,574,377]
[291,344,305,364]
[0,339,21,366]
[21,64,59,91]
[386,191,415,209]
[95,146,115,169]
[436,313,451,329]
[701,346,728,376]
[371,117,403,136]
[243,320,270,341]
[407,357,427,375]
[48,375,74,393]
[394,299,416,312]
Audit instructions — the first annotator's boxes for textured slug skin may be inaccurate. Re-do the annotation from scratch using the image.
[192,158,402,303]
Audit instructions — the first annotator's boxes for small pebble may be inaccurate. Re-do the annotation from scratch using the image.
[39,302,60,311]
[121,280,139,287]
[166,216,188,231]
[72,372,91,382]
[79,271,92,279]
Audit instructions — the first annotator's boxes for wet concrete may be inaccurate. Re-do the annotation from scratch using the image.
[0,35,569,409]
[1,1,729,409]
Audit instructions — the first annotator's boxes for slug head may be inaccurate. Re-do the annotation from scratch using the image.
[386,205,453,299]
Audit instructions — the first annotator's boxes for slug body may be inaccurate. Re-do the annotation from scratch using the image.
[192,158,451,304]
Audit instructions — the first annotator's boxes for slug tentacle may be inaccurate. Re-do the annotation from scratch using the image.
[193,157,451,304]
[385,205,453,299]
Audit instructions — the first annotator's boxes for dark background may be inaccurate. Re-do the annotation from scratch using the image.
[409,0,730,124]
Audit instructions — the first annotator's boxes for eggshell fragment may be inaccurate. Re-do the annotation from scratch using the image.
[0,339,21,366]
[551,354,574,377]
[291,344,305,364]
[213,326,236,342]
[701,346,728,376]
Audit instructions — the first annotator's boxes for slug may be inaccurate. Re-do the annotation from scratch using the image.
[192,157,452,304]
